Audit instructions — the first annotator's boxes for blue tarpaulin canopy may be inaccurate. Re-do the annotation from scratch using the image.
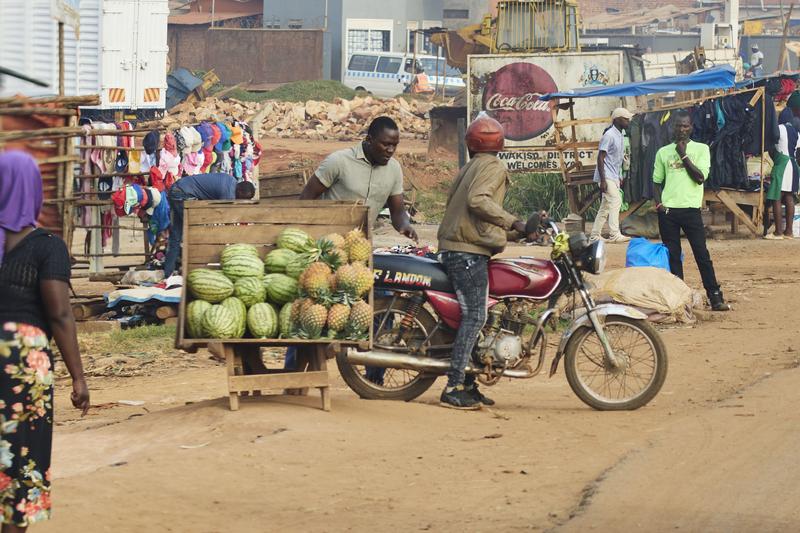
[539,65,736,101]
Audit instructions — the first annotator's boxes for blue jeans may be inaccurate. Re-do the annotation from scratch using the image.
[163,185,194,277]
[284,311,391,385]
[440,251,489,388]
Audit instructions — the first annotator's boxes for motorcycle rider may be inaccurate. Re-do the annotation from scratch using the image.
[437,113,528,410]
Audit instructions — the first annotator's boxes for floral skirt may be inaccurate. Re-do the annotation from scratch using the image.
[0,322,53,526]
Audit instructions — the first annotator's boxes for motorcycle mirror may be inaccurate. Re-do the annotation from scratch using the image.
[547,220,560,235]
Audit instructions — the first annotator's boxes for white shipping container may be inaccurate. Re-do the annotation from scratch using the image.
[0,0,168,113]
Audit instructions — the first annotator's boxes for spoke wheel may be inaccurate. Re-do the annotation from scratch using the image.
[564,317,667,411]
[336,296,452,401]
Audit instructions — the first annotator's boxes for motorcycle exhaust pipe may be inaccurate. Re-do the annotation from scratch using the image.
[345,350,535,379]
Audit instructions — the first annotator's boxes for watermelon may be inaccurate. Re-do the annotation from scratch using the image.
[220,243,260,264]
[202,304,239,339]
[278,303,293,337]
[221,297,247,338]
[186,300,212,338]
[234,277,266,307]
[247,303,278,338]
[264,248,298,274]
[264,273,298,305]
[187,268,234,303]
[276,228,317,254]
[222,253,264,281]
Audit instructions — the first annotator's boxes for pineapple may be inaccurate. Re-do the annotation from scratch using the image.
[299,262,332,299]
[300,303,328,339]
[323,233,345,249]
[334,263,359,298]
[327,303,351,332]
[348,300,372,334]
[317,238,344,271]
[348,236,371,264]
[344,228,366,250]
[352,263,374,297]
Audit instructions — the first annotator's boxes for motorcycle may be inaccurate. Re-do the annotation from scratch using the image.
[337,223,668,411]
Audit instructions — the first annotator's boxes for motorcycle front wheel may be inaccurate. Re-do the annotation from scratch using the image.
[564,316,667,411]
[336,295,451,402]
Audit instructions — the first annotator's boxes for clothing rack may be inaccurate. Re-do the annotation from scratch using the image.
[549,86,767,236]
[2,99,262,274]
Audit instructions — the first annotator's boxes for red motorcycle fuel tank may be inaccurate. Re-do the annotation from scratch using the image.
[426,291,499,330]
[488,258,561,299]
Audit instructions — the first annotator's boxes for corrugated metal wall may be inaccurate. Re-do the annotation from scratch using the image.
[0,0,101,98]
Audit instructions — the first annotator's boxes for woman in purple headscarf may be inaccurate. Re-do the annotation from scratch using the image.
[0,151,89,531]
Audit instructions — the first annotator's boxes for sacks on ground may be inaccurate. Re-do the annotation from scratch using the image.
[587,267,699,324]
[620,209,660,239]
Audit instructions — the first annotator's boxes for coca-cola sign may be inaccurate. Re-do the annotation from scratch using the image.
[482,62,558,141]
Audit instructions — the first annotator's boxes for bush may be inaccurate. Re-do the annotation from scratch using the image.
[504,172,599,222]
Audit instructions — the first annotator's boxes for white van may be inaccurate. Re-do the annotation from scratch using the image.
[343,51,465,98]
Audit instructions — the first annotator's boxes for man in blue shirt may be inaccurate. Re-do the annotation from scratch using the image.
[590,107,632,243]
[163,173,256,277]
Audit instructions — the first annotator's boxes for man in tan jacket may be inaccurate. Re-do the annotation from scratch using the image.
[437,113,526,410]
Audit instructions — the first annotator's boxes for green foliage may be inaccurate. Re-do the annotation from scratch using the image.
[107,325,176,352]
[225,80,357,103]
[504,172,599,222]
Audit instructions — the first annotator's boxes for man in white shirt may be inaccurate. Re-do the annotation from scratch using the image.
[589,107,633,243]
[750,44,765,78]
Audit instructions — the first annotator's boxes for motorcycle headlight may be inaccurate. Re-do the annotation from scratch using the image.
[582,240,606,274]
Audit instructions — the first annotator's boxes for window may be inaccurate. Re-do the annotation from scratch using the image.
[443,9,469,19]
[407,30,416,53]
[376,56,403,74]
[348,54,378,72]
[419,58,462,77]
[347,29,390,53]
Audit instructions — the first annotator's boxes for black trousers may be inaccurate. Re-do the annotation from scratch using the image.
[657,207,720,297]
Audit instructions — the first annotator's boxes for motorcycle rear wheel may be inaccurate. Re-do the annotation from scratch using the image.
[564,317,667,411]
[336,296,451,401]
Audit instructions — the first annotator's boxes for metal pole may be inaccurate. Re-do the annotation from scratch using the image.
[211,0,216,28]
[58,22,65,96]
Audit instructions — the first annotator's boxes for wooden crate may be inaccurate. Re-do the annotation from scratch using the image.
[176,199,373,411]
[258,168,308,199]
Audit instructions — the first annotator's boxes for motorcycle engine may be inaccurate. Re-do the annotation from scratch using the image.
[477,330,524,368]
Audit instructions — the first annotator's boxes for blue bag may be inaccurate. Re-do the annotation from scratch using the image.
[625,237,675,273]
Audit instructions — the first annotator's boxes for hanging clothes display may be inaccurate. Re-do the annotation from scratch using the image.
[623,88,777,201]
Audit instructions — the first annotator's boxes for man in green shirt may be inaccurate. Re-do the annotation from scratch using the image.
[653,109,730,311]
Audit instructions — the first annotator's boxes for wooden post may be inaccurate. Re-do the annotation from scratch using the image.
[457,117,466,168]
[89,206,103,273]
[58,22,65,96]
[778,3,795,72]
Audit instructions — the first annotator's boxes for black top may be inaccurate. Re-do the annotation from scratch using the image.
[0,229,71,338]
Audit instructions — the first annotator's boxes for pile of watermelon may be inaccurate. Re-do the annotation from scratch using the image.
[185,227,374,340]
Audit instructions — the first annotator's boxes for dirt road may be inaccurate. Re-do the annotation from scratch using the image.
[42,235,800,532]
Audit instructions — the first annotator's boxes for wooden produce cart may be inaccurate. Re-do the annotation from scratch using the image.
[176,200,372,411]
[258,168,309,200]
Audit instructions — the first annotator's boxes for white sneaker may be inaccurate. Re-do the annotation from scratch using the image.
[589,235,605,243]
[608,235,631,243]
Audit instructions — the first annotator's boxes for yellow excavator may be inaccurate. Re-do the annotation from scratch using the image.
[431,0,581,71]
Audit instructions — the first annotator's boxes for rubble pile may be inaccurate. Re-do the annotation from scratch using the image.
[256,96,435,140]
[161,95,439,141]
[161,97,262,128]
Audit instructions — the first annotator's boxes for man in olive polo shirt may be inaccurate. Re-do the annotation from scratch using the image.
[299,115,417,239]
[653,109,730,311]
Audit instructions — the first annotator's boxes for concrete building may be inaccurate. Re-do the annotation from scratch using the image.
[442,0,497,28]
[262,0,444,81]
